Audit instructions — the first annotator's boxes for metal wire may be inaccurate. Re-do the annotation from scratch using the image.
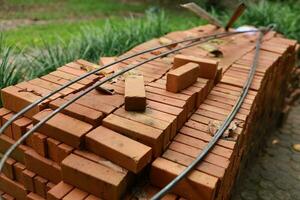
[0,30,259,174]
[150,26,273,199]
[0,30,232,137]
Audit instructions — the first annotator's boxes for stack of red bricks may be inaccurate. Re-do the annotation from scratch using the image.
[0,24,298,200]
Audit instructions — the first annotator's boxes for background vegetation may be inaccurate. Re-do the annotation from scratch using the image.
[0,0,299,96]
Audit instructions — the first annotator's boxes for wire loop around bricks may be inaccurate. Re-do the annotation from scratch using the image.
[151,25,275,200]
[0,29,262,200]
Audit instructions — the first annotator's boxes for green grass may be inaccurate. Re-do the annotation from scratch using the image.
[0,0,299,101]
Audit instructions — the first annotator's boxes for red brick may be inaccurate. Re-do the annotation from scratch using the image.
[24,149,61,184]
[13,162,26,184]
[173,55,218,79]
[34,176,48,198]
[86,126,152,173]
[146,100,186,131]
[162,149,225,179]
[26,192,44,200]
[0,135,30,163]
[33,109,93,148]
[2,113,14,138]
[103,114,164,157]
[46,182,55,191]
[124,75,146,111]
[2,193,14,200]
[146,92,187,110]
[0,108,12,126]
[64,93,118,115]
[49,71,92,86]
[114,107,171,149]
[47,182,73,200]
[29,78,73,96]
[23,169,36,192]
[150,157,218,200]
[61,153,131,200]
[1,85,48,118]
[169,141,229,169]
[62,188,88,200]
[166,63,200,93]
[0,174,27,200]
[47,138,61,163]
[58,66,98,81]
[49,98,104,126]
[40,74,84,91]
[31,132,48,157]
[3,158,15,180]
[56,143,74,163]
[129,184,177,200]
[12,117,32,140]
[84,194,101,200]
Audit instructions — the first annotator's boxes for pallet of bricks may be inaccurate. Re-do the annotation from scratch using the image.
[0,24,298,200]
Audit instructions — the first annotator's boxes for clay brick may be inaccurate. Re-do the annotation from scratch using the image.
[2,113,14,138]
[169,141,229,169]
[86,126,152,173]
[162,149,225,179]
[13,162,26,184]
[27,192,44,200]
[150,157,218,200]
[146,92,187,110]
[173,55,218,79]
[125,75,146,111]
[12,117,32,140]
[99,56,116,66]
[33,109,93,148]
[47,182,73,200]
[24,149,61,184]
[23,169,36,192]
[0,174,27,200]
[103,114,164,157]
[129,184,177,200]
[46,182,55,191]
[1,85,47,118]
[46,138,61,162]
[2,193,14,200]
[0,108,12,126]
[0,135,30,163]
[58,66,98,81]
[49,98,104,126]
[114,107,171,149]
[61,153,131,200]
[3,158,16,180]
[40,74,84,91]
[34,176,48,198]
[64,93,117,115]
[56,144,74,163]
[62,188,88,200]
[29,78,73,96]
[50,71,92,86]
[31,132,48,157]
[146,100,186,131]
[166,63,200,93]
[85,194,101,200]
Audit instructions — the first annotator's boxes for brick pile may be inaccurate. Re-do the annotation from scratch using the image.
[0,24,298,200]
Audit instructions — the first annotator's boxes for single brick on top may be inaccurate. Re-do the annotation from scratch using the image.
[166,62,200,93]
[125,75,146,111]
